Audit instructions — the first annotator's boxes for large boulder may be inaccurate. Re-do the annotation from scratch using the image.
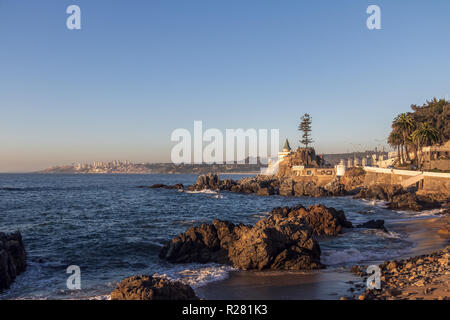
[293,181,328,197]
[188,173,221,191]
[160,213,324,271]
[356,219,388,232]
[270,204,353,236]
[354,184,405,201]
[227,214,323,270]
[110,275,199,300]
[0,232,27,292]
[279,178,295,196]
[324,178,347,196]
[387,193,441,211]
[159,220,242,264]
[340,167,366,191]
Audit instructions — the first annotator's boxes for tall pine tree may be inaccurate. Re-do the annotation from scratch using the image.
[298,113,313,148]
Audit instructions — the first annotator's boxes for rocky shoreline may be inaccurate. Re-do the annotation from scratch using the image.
[147,172,448,213]
[344,245,449,300]
[158,203,389,271]
[0,232,27,292]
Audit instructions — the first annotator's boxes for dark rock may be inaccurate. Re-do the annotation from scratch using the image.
[324,178,347,196]
[160,213,323,271]
[159,220,240,264]
[228,214,323,270]
[0,232,27,292]
[354,184,405,202]
[387,193,440,211]
[356,220,388,232]
[293,181,328,197]
[144,184,184,190]
[270,204,353,236]
[188,173,221,191]
[279,179,294,196]
[149,184,167,189]
[110,275,199,300]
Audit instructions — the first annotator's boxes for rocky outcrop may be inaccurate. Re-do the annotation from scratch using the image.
[160,213,324,270]
[293,181,328,197]
[138,184,184,190]
[270,204,353,236]
[0,232,27,292]
[186,174,345,198]
[277,148,325,178]
[159,220,242,264]
[387,193,441,211]
[344,246,450,300]
[188,173,221,191]
[354,184,405,202]
[354,183,442,211]
[110,275,199,300]
[340,167,366,191]
[324,178,347,196]
[356,219,388,232]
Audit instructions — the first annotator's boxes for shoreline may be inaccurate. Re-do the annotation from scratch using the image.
[195,215,449,300]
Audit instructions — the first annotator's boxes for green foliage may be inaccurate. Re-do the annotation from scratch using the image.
[387,98,449,166]
[298,113,313,148]
[411,122,440,147]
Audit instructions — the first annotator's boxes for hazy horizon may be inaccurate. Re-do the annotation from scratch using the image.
[1,1,450,172]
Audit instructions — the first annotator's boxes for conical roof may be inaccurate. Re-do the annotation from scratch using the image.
[283,139,291,152]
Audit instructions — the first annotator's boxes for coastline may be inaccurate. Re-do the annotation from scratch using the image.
[195,215,449,300]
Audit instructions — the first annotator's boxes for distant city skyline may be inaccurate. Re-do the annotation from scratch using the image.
[1,1,450,172]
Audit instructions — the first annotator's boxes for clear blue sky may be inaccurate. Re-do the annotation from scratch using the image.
[1,0,449,171]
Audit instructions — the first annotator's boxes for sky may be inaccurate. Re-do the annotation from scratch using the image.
[1,0,450,172]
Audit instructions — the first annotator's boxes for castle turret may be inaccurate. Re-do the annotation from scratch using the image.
[278,138,292,162]
[282,139,292,152]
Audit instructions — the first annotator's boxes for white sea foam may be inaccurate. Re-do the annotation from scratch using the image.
[360,199,389,208]
[359,228,402,239]
[153,264,235,288]
[396,207,445,217]
[184,189,218,195]
[321,247,409,266]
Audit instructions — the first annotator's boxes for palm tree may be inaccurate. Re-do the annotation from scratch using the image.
[388,131,402,165]
[411,122,440,169]
[392,113,415,163]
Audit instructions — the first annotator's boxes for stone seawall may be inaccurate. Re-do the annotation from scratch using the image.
[363,167,450,194]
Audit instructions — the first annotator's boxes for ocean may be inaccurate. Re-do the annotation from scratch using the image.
[0,173,441,299]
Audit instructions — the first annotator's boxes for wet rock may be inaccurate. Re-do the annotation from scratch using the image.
[324,178,347,196]
[356,219,388,232]
[0,232,27,292]
[293,181,329,197]
[279,179,295,196]
[228,214,323,270]
[143,183,184,190]
[160,213,323,271]
[354,184,405,202]
[271,204,353,236]
[188,173,221,191]
[159,220,240,264]
[110,275,199,300]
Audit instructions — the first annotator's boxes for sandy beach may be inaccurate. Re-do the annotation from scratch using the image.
[196,215,449,300]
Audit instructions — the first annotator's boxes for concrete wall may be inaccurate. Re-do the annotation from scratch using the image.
[363,167,450,194]
[423,160,450,171]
